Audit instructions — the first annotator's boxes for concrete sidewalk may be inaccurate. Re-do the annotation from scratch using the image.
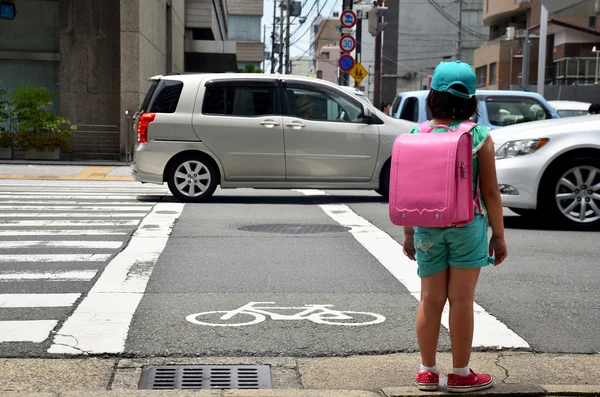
[1,352,600,396]
[0,162,133,181]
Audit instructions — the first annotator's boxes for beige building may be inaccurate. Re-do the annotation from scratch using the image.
[474,0,600,89]
[309,17,342,77]
[316,46,340,84]
[0,0,264,161]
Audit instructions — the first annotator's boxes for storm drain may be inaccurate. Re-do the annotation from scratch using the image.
[138,365,272,390]
[239,223,350,234]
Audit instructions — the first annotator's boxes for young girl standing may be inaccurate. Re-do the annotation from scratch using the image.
[402,61,508,393]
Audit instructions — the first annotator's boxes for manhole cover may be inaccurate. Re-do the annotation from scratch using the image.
[239,224,350,234]
[138,365,272,390]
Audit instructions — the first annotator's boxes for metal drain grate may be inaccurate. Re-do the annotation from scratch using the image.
[138,365,272,390]
[239,223,350,234]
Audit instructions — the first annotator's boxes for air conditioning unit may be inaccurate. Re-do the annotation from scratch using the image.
[506,26,516,40]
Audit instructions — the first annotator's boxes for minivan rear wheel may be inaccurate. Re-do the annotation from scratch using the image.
[167,155,218,202]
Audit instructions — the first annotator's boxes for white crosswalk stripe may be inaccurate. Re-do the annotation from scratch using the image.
[0,180,170,346]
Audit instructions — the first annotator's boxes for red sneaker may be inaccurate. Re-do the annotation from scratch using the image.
[414,371,439,391]
[447,369,493,393]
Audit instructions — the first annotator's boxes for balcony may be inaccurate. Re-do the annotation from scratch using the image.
[483,0,531,25]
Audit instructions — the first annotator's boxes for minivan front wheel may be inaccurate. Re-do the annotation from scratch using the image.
[167,155,218,202]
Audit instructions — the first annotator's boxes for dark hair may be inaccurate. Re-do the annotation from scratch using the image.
[380,102,391,112]
[426,85,478,120]
[589,103,600,114]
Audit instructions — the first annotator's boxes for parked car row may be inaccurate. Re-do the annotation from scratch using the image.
[132,75,598,229]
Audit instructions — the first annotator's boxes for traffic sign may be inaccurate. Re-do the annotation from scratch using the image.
[349,62,368,84]
[338,54,355,73]
[340,10,357,28]
[339,35,356,53]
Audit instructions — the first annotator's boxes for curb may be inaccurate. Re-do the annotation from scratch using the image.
[1,385,600,396]
[0,160,130,166]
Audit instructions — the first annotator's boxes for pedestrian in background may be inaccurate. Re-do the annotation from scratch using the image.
[380,102,391,115]
[589,103,600,115]
[401,61,508,393]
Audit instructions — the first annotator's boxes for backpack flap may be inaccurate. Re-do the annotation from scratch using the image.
[389,130,473,227]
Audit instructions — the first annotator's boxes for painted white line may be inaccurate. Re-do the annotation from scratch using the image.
[295,190,530,349]
[0,270,98,282]
[0,213,144,218]
[0,293,80,308]
[0,194,147,199]
[0,230,129,236]
[0,201,153,205]
[0,320,58,343]
[0,254,112,263]
[0,220,139,227]
[48,202,184,354]
[0,241,123,249]
[0,206,151,211]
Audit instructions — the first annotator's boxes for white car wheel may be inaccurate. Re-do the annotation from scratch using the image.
[167,155,218,202]
[553,162,600,226]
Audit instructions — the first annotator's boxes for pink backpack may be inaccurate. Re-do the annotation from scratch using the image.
[389,120,481,227]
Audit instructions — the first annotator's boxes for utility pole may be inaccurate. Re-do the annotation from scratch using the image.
[285,0,291,74]
[271,0,277,73]
[456,0,462,60]
[537,5,548,95]
[355,8,363,88]
[374,0,383,106]
[278,1,284,74]
[522,29,530,87]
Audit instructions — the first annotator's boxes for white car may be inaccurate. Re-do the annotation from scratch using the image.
[491,115,600,229]
[548,100,590,118]
[338,86,373,105]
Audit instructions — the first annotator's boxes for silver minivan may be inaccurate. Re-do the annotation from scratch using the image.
[131,74,415,202]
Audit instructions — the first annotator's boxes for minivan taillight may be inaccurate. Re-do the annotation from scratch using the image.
[137,112,156,143]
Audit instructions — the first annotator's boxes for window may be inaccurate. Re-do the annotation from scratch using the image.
[391,95,403,118]
[489,63,497,85]
[461,10,482,27]
[192,28,215,40]
[228,15,261,41]
[400,97,419,122]
[202,82,275,117]
[590,16,597,29]
[485,97,549,127]
[476,66,487,87]
[141,80,184,114]
[284,85,364,123]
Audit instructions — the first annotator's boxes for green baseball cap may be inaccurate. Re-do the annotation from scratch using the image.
[430,60,476,100]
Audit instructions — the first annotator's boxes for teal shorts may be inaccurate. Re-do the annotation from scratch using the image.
[414,215,490,278]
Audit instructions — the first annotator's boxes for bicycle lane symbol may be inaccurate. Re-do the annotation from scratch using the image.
[185,302,386,327]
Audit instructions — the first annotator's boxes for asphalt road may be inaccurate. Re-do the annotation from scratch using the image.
[0,180,598,358]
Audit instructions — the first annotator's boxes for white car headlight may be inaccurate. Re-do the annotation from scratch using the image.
[495,138,549,159]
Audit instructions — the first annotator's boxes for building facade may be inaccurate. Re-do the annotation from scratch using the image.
[0,0,263,161]
[474,0,600,90]
[382,0,489,104]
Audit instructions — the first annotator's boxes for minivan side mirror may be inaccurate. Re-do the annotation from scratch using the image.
[363,106,374,124]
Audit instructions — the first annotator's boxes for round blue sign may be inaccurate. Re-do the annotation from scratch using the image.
[338,54,355,73]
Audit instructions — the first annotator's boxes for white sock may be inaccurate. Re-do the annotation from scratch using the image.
[453,366,470,376]
[420,364,439,373]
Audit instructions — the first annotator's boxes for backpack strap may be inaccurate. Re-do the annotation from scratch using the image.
[418,120,476,134]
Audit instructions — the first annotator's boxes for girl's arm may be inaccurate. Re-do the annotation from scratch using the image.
[478,136,508,264]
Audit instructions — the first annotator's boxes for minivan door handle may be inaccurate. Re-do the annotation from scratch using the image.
[285,121,306,129]
[260,119,280,128]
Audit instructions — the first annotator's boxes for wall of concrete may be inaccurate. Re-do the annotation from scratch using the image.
[120,0,185,160]
[59,0,120,127]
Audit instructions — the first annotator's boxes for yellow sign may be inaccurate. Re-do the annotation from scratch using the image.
[349,62,368,84]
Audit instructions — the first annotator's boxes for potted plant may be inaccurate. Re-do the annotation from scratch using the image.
[11,86,75,160]
[0,89,14,160]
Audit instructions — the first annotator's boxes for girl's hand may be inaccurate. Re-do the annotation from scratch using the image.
[403,234,416,261]
[489,235,507,265]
